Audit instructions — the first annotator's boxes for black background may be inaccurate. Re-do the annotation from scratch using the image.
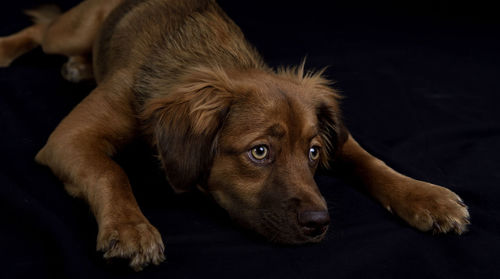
[1,0,499,278]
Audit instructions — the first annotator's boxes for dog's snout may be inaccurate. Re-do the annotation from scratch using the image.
[298,210,330,236]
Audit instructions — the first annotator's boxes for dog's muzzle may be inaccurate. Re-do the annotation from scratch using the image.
[298,210,330,237]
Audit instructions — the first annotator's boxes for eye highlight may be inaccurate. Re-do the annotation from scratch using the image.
[309,146,321,161]
[249,145,269,162]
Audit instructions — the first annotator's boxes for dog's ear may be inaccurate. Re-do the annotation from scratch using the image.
[314,86,348,169]
[141,67,233,192]
[286,66,348,169]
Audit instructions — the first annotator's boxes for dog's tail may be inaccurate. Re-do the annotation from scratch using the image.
[24,4,62,25]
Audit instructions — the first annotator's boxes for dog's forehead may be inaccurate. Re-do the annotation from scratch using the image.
[222,84,318,143]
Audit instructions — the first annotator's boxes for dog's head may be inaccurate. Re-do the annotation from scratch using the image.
[143,65,347,243]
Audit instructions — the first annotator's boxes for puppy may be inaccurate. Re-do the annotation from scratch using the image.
[0,0,470,271]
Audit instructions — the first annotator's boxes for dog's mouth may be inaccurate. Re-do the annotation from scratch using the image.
[238,208,329,244]
[205,188,329,244]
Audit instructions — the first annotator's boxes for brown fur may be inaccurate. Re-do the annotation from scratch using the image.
[1,0,469,271]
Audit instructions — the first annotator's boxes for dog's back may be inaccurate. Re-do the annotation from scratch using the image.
[94,0,264,86]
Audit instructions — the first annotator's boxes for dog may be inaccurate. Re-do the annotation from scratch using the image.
[1,0,470,271]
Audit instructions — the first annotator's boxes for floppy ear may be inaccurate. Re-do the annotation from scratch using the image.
[278,63,348,168]
[315,87,348,169]
[298,70,348,169]
[141,68,233,192]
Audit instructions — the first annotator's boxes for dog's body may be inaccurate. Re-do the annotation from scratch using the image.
[1,0,470,271]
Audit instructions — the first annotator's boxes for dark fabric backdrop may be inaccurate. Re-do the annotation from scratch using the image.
[1,1,499,278]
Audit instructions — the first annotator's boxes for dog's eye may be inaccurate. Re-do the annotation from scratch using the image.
[250,145,269,161]
[309,146,321,161]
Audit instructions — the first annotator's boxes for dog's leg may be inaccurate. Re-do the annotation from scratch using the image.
[35,80,165,271]
[0,26,38,67]
[0,26,41,67]
[0,5,59,67]
[40,0,123,57]
[336,134,470,234]
[39,0,122,82]
[1,0,122,72]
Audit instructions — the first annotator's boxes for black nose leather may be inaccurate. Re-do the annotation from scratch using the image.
[298,210,330,236]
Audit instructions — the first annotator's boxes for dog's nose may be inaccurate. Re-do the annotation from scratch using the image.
[298,210,330,237]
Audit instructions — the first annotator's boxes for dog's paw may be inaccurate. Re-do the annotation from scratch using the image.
[61,57,93,82]
[97,221,165,271]
[389,181,470,234]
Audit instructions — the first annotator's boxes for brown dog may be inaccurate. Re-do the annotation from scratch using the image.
[1,0,470,271]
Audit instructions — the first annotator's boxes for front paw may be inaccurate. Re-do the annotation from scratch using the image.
[97,220,165,271]
[389,181,470,234]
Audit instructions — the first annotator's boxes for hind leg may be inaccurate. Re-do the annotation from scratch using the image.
[40,0,124,57]
[1,0,122,70]
[0,5,60,67]
[0,21,47,67]
[42,0,123,82]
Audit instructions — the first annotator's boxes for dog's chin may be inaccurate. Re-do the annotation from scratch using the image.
[230,211,328,245]
[257,224,329,245]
